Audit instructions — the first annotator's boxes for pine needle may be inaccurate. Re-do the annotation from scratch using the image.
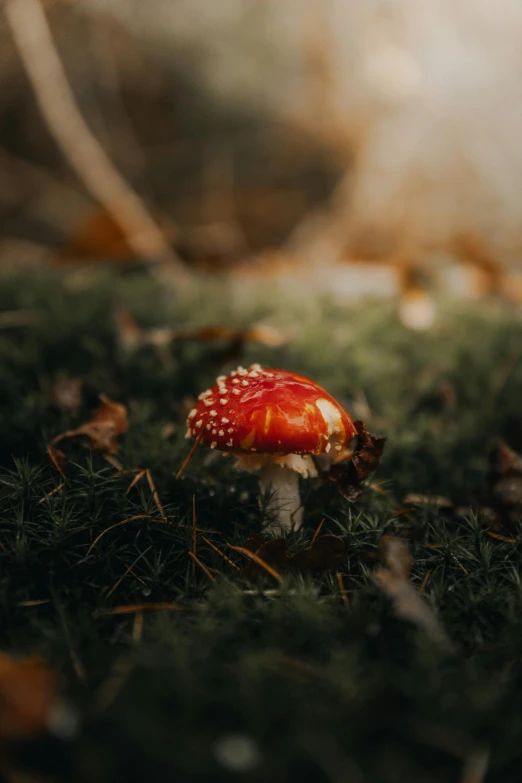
[227,544,283,583]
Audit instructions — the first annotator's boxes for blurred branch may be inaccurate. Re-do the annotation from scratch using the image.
[4,0,186,273]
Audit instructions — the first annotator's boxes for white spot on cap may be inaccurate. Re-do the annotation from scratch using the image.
[316,398,343,436]
[210,441,217,449]
[226,439,233,447]
[188,409,197,419]
[203,399,214,407]
[241,380,249,387]
[206,424,212,430]
[249,363,262,371]
[217,375,226,383]
[237,367,248,376]
[325,442,331,453]
[218,429,225,436]
[198,389,212,400]
[232,389,241,395]
[248,371,259,378]
[184,430,191,439]
[212,429,217,435]
[231,378,239,384]
[220,398,228,405]
[221,417,229,424]
[227,428,234,433]
[196,419,203,428]
[209,410,217,417]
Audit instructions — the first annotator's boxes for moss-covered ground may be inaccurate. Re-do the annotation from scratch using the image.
[2,268,522,782]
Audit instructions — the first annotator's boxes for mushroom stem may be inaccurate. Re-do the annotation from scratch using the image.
[259,462,302,534]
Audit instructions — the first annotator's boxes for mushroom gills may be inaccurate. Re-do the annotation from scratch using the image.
[235,452,317,477]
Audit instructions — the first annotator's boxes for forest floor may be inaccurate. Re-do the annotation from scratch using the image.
[1,266,522,782]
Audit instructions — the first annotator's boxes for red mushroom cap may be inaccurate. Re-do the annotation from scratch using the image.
[186,365,356,456]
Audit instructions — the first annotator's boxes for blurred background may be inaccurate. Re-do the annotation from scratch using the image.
[2,0,522,319]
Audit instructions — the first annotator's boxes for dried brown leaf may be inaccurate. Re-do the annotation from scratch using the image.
[0,653,59,740]
[242,324,287,347]
[175,326,236,342]
[238,539,288,581]
[114,313,287,358]
[240,533,345,582]
[50,393,128,464]
[289,535,345,573]
[56,208,136,264]
[328,420,386,502]
[486,439,522,526]
[378,535,412,579]
[241,533,265,553]
[374,536,454,654]
[79,394,128,453]
[228,543,283,583]
[46,444,66,479]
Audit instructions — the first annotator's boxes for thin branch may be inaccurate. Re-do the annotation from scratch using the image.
[4,0,186,271]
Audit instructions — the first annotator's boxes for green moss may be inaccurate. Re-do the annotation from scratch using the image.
[1,268,522,781]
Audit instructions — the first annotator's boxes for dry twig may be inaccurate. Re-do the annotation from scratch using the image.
[188,551,216,583]
[4,0,187,273]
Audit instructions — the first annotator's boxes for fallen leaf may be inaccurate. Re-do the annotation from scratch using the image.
[49,394,128,471]
[114,311,287,357]
[174,326,236,342]
[240,538,288,582]
[239,534,346,582]
[242,324,287,347]
[485,439,522,526]
[290,535,346,573]
[72,394,128,454]
[378,534,412,579]
[55,209,135,264]
[491,439,522,474]
[242,532,266,553]
[50,377,83,414]
[0,653,59,740]
[328,420,386,502]
[374,536,454,653]
[46,445,66,480]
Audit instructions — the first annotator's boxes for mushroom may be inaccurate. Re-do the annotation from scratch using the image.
[185,364,356,534]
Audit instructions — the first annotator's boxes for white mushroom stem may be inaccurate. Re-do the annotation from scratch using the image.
[235,453,317,535]
[259,462,303,535]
